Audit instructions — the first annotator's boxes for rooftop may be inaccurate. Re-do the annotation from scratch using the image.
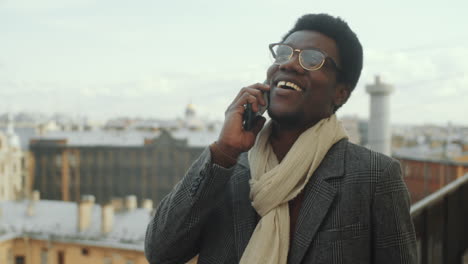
[0,199,152,251]
[30,127,221,148]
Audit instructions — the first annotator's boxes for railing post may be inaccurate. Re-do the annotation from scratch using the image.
[442,196,448,264]
[421,210,428,264]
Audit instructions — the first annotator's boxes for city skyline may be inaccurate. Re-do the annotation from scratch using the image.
[1,0,467,125]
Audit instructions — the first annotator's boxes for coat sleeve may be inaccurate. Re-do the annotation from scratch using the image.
[144,147,235,264]
[372,159,418,263]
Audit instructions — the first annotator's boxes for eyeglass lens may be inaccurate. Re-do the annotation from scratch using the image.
[272,44,325,70]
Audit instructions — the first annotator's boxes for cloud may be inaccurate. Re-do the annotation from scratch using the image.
[0,70,251,119]
[2,50,467,125]
[356,46,468,125]
[340,46,468,124]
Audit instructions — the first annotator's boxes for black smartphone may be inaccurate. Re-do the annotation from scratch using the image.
[242,82,269,131]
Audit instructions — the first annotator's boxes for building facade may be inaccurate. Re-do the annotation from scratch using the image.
[0,238,147,264]
[0,123,24,201]
[396,156,468,203]
[29,130,204,205]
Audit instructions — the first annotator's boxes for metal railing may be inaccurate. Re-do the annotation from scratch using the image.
[411,173,468,264]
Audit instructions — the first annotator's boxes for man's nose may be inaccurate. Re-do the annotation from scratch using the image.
[278,54,305,73]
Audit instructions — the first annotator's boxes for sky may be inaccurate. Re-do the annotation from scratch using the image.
[1,0,467,125]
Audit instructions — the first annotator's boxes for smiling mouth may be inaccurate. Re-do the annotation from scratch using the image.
[277,81,303,92]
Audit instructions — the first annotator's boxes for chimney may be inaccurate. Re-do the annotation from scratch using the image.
[25,190,40,217]
[125,195,137,211]
[32,190,40,202]
[111,197,123,212]
[142,199,153,210]
[26,202,35,217]
[366,75,394,156]
[78,195,95,232]
[101,203,114,234]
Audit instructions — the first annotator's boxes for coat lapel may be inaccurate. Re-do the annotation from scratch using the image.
[288,139,348,264]
[231,152,258,261]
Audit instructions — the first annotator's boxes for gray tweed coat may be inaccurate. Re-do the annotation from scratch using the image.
[145,139,417,263]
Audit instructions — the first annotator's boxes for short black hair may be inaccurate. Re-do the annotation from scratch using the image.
[282,14,363,93]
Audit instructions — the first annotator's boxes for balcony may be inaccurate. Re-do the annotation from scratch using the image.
[411,173,468,263]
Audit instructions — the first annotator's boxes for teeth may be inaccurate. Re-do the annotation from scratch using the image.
[277,81,302,91]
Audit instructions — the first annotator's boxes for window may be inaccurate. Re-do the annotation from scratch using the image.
[7,250,13,264]
[57,251,64,264]
[81,248,89,256]
[404,164,411,177]
[41,249,48,264]
[103,257,112,264]
[15,256,25,264]
[55,155,62,167]
[69,153,76,166]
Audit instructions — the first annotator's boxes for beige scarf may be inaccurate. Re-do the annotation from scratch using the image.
[240,114,347,264]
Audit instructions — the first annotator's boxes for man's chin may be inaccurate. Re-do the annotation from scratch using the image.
[267,109,302,127]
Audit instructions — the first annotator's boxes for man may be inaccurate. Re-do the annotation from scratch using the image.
[145,13,417,264]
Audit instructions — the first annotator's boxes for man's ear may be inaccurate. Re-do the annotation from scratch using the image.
[334,83,350,107]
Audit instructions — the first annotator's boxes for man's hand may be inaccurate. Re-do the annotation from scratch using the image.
[215,83,270,162]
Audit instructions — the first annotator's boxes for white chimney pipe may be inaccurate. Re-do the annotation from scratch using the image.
[125,195,137,211]
[26,202,35,217]
[25,190,40,217]
[142,199,153,210]
[32,190,40,202]
[111,197,123,211]
[101,204,114,234]
[78,195,95,232]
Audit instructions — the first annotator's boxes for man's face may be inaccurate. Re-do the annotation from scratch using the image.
[266,30,348,128]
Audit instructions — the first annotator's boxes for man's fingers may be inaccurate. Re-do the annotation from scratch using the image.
[227,94,259,115]
[232,83,270,106]
[243,94,259,112]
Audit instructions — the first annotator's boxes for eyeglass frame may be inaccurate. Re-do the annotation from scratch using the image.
[269,43,342,73]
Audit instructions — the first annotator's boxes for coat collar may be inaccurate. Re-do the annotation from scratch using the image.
[231,138,348,263]
[288,138,348,264]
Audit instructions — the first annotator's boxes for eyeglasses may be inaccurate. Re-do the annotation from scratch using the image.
[269,43,341,72]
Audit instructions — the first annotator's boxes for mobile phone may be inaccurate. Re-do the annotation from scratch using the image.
[242,82,269,131]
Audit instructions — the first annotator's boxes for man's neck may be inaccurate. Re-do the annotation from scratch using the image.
[269,121,314,162]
